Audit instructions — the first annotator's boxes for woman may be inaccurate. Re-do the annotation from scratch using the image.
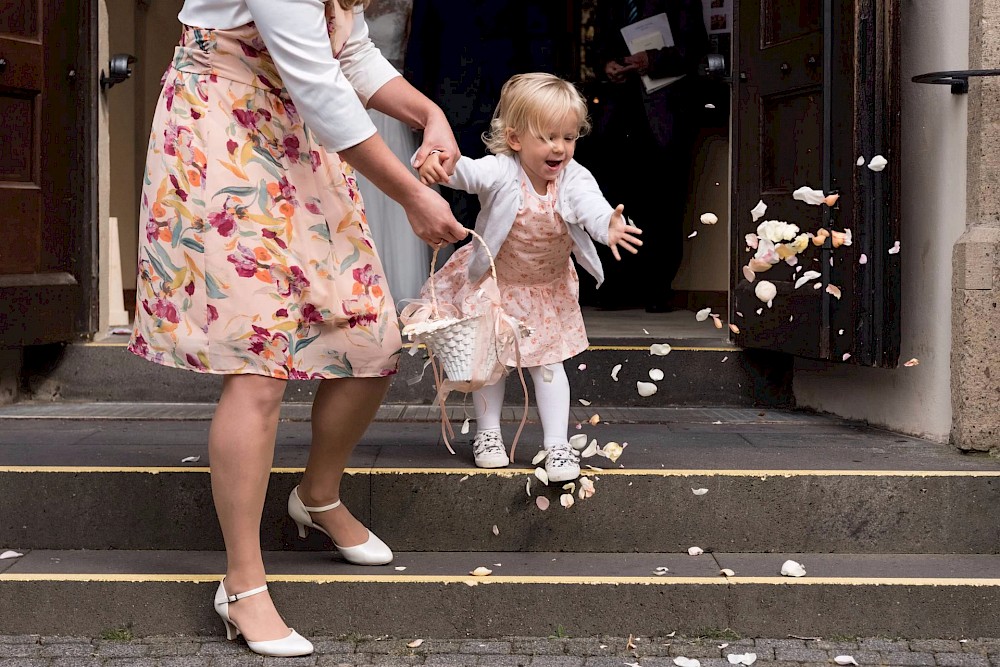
[127,0,466,656]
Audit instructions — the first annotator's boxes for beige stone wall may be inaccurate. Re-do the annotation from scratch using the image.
[951,0,1000,451]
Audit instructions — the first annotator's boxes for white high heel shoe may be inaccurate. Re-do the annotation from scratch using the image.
[288,485,393,566]
[213,581,313,657]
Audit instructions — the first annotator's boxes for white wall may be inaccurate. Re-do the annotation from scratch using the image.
[793,0,970,442]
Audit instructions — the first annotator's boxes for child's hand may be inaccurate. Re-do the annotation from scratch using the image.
[607,204,642,260]
[417,150,451,186]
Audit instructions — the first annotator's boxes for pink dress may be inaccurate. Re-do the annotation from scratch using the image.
[128,13,401,381]
[424,178,589,367]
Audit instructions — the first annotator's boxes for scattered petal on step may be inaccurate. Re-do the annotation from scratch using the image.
[535,496,550,511]
[696,307,712,321]
[181,456,200,463]
[692,488,708,495]
[569,434,588,450]
[627,635,637,650]
[525,479,532,496]
[407,639,424,648]
[727,653,757,665]
[904,358,920,367]
[649,368,664,381]
[675,657,702,667]
[721,356,728,362]
[826,284,842,300]
[492,525,499,536]
[687,546,704,556]
[780,559,807,577]
[654,566,670,576]
[461,418,470,435]
[578,363,587,370]
[720,568,735,577]
[719,643,730,649]
[700,212,719,225]
[589,414,601,426]
[889,241,901,254]
[562,482,576,493]
[642,328,650,335]
[711,314,723,329]
[534,467,549,485]
[470,567,493,576]
[867,154,888,171]
[649,343,672,356]
[611,363,623,381]
[459,475,470,482]
[0,550,23,560]
[579,477,596,499]
[626,662,642,667]
[532,450,548,465]
[578,398,592,406]
[601,442,624,462]
[751,200,767,223]
[581,439,600,458]
[395,566,407,571]
[835,657,859,666]
[637,381,658,397]
[560,493,575,508]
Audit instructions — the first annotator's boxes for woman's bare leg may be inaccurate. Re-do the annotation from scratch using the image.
[295,376,391,546]
[209,373,289,641]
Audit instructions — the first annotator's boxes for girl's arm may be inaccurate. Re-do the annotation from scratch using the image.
[562,162,642,258]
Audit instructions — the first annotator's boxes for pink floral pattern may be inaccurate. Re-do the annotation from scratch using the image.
[129,21,401,380]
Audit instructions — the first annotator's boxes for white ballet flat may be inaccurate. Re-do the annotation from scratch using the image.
[213,581,313,657]
[288,485,393,565]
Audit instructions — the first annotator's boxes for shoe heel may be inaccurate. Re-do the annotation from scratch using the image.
[222,618,239,641]
[294,520,308,539]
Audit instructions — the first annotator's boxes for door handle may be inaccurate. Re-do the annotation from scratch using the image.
[100,53,137,90]
[912,68,1000,94]
[698,53,730,82]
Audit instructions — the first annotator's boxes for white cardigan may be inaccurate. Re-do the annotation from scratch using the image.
[177,0,400,153]
[445,154,615,288]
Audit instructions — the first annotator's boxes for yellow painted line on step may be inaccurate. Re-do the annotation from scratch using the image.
[2,573,999,586]
[2,466,1000,477]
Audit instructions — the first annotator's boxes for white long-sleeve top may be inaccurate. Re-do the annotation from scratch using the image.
[444,154,614,288]
[177,0,401,153]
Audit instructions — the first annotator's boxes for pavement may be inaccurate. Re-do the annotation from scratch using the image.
[2,634,1000,667]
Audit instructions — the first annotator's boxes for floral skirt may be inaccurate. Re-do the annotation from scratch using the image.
[128,23,401,380]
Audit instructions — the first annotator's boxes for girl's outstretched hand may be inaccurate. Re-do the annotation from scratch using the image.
[417,151,451,186]
[608,204,642,260]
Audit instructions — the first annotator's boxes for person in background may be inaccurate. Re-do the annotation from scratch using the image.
[416,73,642,482]
[592,0,708,312]
[128,0,466,656]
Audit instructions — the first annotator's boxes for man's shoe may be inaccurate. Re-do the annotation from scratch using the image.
[472,431,510,468]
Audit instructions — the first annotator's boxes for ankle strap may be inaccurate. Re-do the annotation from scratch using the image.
[302,498,342,512]
[225,584,268,603]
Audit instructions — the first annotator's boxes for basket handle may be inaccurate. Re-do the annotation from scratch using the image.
[428,228,497,318]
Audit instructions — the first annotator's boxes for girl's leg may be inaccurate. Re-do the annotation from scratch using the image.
[527,362,571,447]
[470,379,510,467]
[294,376,391,547]
[209,373,289,641]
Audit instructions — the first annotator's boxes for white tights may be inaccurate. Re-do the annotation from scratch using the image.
[472,362,570,448]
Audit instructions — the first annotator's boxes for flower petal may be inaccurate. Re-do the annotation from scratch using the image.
[650,343,672,356]
[692,488,708,495]
[649,368,664,381]
[700,212,719,225]
[780,559,807,577]
[611,363,622,381]
[407,639,425,648]
[637,381,658,397]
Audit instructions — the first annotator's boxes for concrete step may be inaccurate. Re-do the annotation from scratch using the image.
[22,335,794,407]
[1,549,998,638]
[2,408,999,553]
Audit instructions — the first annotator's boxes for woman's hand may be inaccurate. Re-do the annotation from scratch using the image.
[402,185,468,248]
[607,204,643,260]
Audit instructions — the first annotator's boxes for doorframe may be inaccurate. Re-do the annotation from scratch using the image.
[78,0,100,338]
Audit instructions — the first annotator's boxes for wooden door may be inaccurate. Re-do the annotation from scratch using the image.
[730,0,900,366]
[0,0,91,346]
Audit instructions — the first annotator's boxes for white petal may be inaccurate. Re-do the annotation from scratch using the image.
[687,546,704,556]
[838,329,845,335]
[719,643,730,649]
[792,185,827,206]
[648,368,664,381]
[696,307,712,321]
[742,265,756,283]
[577,363,587,370]
[780,559,807,577]
[750,200,767,222]
[461,418,470,435]
[754,281,777,304]
[835,657,859,666]
[492,525,500,536]
[0,550,23,560]
[408,639,425,648]
[700,212,719,225]
[569,434,588,450]
[795,271,821,289]
[560,493,575,508]
[534,467,549,485]
[526,479,532,496]
[654,566,670,576]
[859,253,868,264]
[688,230,698,238]
[578,398,592,406]
[728,653,757,665]
[470,566,493,576]
[867,154,888,171]
[581,440,600,458]
[535,495,550,510]
[889,240,901,254]
[857,156,866,166]
[675,657,702,667]
[649,343,672,356]
[601,442,624,462]
[904,358,920,367]
[181,456,200,463]
[691,488,708,495]
[825,284,842,299]
[611,363,623,381]
[637,381,658,397]
[532,450,549,465]
[395,566,407,571]
[720,568,735,577]
[755,308,763,315]
[843,353,852,361]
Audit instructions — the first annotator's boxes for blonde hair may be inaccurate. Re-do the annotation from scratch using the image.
[482,73,591,156]
[338,0,369,9]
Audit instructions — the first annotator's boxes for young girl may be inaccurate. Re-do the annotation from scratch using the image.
[416,72,642,482]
